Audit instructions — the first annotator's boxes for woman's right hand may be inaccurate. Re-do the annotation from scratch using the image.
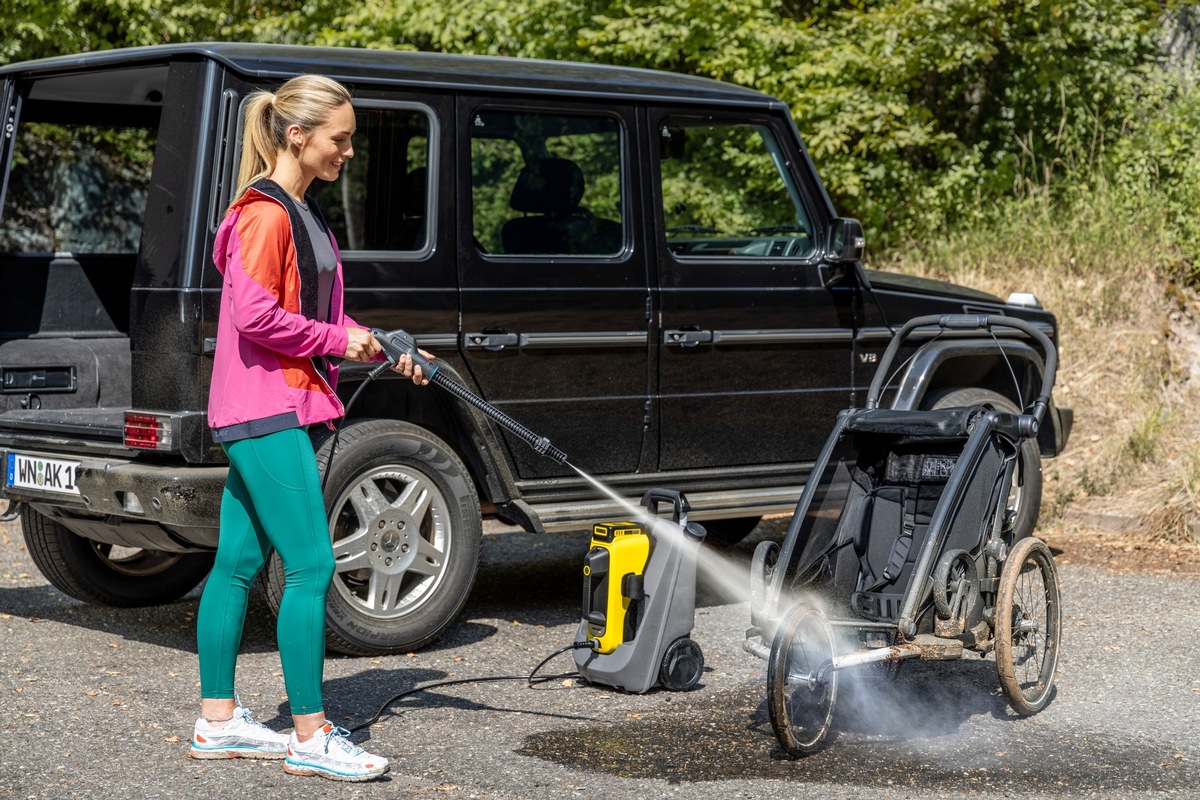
[343,327,380,361]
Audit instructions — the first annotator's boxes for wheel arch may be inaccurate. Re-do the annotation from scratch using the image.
[889,339,1065,456]
[337,365,521,512]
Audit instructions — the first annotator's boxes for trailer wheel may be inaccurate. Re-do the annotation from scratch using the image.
[767,604,837,757]
[263,419,481,656]
[928,387,1042,541]
[749,539,779,631]
[932,548,980,624]
[19,506,213,606]
[995,536,1061,715]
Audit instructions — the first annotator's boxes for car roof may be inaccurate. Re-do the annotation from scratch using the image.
[0,42,782,109]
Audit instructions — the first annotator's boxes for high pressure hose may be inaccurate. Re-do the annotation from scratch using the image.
[370,328,569,464]
[323,334,583,729]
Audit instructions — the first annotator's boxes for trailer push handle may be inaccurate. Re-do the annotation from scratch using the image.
[864,314,1057,434]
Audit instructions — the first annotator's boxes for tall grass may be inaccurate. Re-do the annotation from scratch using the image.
[874,183,1198,542]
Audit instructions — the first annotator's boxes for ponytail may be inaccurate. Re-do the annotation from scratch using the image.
[233,92,278,203]
[229,74,353,210]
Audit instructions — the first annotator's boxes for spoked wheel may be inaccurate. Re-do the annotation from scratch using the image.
[767,604,838,757]
[995,536,1061,715]
[933,549,980,628]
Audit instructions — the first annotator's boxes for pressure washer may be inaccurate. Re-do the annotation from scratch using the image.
[574,488,707,693]
[351,485,710,731]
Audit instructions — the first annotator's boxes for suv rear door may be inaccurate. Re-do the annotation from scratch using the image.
[457,99,649,480]
[1,63,167,420]
[648,109,857,471]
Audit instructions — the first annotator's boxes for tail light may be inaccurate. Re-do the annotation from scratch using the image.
[123,412,173,450]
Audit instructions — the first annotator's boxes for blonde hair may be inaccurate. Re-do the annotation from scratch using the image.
[231,74,353,205]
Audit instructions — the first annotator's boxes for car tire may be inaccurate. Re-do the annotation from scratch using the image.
[263,419,482,656]
[19,505,214,606]
[703,515,763,546]
[926,387,1042,542]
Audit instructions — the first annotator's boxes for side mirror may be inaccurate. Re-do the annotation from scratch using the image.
[826,217,865,263]
[819,217,864,287]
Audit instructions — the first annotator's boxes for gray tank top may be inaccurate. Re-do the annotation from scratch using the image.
[288,195,338,322]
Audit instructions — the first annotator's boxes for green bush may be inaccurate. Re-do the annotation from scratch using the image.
[4,0,1196,272]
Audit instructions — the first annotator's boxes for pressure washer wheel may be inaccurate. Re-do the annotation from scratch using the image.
[659,637,704,691]
[767,604,838,757]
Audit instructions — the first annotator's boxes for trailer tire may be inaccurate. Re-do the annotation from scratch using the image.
[767,603,838,757]
[263,419,481,656]
[19,506,213,606]
[927,387,1042,541]
[749,539,779,631]
[995,536,1061,715]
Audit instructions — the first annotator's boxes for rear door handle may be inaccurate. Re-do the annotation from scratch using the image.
[464,331,520,352]
[663,329,714,348]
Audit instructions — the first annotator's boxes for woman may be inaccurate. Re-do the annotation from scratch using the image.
[189,74,426,782]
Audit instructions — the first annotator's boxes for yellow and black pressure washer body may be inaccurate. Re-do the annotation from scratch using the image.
[573,489,706,693]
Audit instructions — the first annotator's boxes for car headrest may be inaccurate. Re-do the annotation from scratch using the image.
[399,167,426,216]
[509,158,585,214]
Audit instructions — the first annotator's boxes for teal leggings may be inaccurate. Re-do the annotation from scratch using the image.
[197,427,333,716]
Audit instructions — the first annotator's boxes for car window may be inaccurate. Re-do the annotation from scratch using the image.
[307,105,432,253]
[1,118,156,255]
[470,110,623,256]
[658,121,814,259]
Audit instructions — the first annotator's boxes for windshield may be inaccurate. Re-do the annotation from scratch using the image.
[658,121,814,259]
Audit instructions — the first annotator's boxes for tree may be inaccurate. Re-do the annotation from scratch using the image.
[2,0,1184,252]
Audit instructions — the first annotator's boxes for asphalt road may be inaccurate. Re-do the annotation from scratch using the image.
[1,515,1197,799]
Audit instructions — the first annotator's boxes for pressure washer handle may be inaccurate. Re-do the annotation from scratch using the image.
[641,488,691,527]
[371,328,440,381]
[640,488,707,542]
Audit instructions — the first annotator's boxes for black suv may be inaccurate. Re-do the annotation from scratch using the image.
[0,43,1070,655]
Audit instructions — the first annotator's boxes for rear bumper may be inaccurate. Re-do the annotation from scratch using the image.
[2,447,226,550]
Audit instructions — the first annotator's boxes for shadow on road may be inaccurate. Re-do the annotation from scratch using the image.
[0,522,768,656]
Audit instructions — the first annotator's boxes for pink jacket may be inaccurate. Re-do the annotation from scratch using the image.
[207,183,357,437]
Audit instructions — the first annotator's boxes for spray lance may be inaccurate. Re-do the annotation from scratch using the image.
[369,328,569,464]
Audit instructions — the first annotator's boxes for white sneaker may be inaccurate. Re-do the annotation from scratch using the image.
[283,721,390,782]
[190,706,288,759]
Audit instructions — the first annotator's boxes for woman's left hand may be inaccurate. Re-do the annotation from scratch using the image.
[392,350,433,386]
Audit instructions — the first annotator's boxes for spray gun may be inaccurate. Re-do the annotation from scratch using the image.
[370,328,569,464]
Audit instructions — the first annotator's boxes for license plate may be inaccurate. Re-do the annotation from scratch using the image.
[5,452,81,496]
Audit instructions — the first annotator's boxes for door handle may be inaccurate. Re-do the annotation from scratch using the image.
[464,331,520,352]
[663,329,714,348]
